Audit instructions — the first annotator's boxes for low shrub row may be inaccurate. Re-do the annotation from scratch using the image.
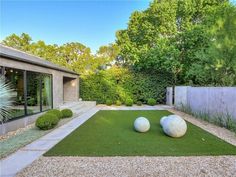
[105,98,157,106]
[35,108,73,130]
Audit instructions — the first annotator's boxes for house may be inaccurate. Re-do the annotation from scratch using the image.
[0,44,80,134]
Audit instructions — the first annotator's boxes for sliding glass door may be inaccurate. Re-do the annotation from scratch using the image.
[1,66,53,121]
[5,68,25,118]
[41,74,52,111]
[27,71,41,115]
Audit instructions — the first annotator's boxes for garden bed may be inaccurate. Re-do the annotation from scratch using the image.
[0,117,74,159]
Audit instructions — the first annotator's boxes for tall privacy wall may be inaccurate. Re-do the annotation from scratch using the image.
[174,86,236,121]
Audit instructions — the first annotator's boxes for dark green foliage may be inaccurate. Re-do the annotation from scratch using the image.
[115,100,122,106]
[80,67,172,104]
[147,98,156,106]
[35,113,59,130]
[136,101,142,106]
[47,109,63,119]
[125,98,133,106]
[61,109,73,118]
[106,100,113,106]
[45,110,236,156]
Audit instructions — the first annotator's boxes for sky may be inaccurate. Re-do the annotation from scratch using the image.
[0,0,151,53]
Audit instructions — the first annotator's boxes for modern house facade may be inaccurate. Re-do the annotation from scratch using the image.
[0,44,80,134]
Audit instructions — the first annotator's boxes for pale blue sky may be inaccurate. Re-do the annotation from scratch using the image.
[0,0,151,53]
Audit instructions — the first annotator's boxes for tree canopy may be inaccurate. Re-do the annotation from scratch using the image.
[1,0,235,86]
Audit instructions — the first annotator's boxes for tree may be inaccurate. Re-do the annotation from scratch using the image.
[1,33,98,75]
[96,43,120,68]
[204,3,236,85]
[2,33,32,51]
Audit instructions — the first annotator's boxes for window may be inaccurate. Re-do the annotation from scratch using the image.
[0,66,3,75]
[5,68,25,118]
[41,74,52,111]
[27,71,41,114]
[1,66,53,120]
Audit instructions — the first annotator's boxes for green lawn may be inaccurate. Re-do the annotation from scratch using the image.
[44,110,236,156]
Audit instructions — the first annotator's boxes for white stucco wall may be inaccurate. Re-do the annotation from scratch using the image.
[174,86,236,121]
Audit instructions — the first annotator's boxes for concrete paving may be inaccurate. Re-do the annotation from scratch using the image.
[0,104,170,177]
[0,107,99,177]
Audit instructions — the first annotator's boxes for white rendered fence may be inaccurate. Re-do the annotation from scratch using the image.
[172,86,236,121]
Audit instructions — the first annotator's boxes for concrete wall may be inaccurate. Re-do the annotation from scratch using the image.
[63,77,78,102]
[0,112,44,135]
[174,86,236,121]
[0,56,79,108]
[174,86,190,108]
[166,87,173,106]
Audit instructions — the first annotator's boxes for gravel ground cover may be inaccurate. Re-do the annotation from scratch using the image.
[0,118,73,159]
[45,110,236,156]
[16,156,236,177]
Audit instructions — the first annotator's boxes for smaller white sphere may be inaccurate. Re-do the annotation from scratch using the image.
[160,116,168,127]
[134,117,150,133]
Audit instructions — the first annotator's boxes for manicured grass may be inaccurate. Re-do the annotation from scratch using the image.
[45,110,236,156]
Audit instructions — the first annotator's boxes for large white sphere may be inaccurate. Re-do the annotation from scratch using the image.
[162,115,187,138]
[160,116,168,127]
[134,117,150,133]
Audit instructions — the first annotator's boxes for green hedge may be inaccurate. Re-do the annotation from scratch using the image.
[80,67,172,104]
[35,113,59,130]
[61,109,73,118]
[47,109,63,119]
[147,98,156,106]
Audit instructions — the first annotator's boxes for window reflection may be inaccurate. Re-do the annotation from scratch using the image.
[1,66,53,120]
[26,71,41,114]
[5,68,25,118]
[42,74,52,111]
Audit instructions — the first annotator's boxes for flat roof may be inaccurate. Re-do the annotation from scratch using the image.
[0,44,79,76]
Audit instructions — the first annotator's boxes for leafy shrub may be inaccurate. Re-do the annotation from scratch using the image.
[80,67,172,104]
[115,100,122,106]
[35,113,59,130]
[61,109,73,118]
[47,109,63,119]
[106,99,113,106]
[136,101,142,106]
[147,98,156,106]
[125,98,133,106]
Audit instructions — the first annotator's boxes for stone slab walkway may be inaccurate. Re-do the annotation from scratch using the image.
[0,107,99,177]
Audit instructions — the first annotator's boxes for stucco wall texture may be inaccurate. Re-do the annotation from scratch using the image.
[175,86,236,121]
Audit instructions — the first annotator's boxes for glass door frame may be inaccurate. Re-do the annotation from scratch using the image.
[0,66,53,122]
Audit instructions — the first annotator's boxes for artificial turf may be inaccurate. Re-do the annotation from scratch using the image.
[44,110,236,156]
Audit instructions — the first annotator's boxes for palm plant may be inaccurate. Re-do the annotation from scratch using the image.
[0,75,15,123]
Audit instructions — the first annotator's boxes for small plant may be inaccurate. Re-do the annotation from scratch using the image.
[106,99,113,106]
[47,109,63,119]
[136,101,142,106]
[61,109,73,118]
[115,100,122,106]
[147,98,156,106]
[125,98,133,106]
[0,76,15,123]
[225,114,236,132]
[35,113,59,130]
